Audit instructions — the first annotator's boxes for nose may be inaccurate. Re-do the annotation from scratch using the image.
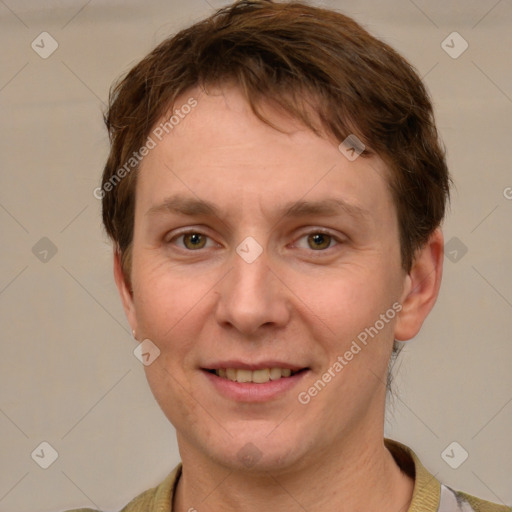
[214,247,291,336]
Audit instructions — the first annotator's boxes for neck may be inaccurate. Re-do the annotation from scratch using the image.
[173,434,414,512]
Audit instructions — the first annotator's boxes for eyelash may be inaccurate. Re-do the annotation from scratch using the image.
[167,229,343,253]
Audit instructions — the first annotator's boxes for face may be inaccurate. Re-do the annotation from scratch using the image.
[115,84,434,474]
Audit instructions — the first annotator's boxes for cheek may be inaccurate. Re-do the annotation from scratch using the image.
[131,257,219,365]
[143,359,209,434]
[132,254,195,330]
[287,260,398,343]
[132,264,214,424]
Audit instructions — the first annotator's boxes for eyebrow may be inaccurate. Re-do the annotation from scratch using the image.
[145,194,370,222]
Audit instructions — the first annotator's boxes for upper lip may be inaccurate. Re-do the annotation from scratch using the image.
[202,360,308,372]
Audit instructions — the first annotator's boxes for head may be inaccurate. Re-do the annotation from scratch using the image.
[102,0,450,472]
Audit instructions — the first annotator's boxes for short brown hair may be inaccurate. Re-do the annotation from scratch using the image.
[102,0,450,284]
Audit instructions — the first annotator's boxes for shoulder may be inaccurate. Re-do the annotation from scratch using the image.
[384,438,511,512]
[450,487,512,512]
[63,463,182,512]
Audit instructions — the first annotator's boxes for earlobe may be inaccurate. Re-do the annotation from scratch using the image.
[394,228,444,341]
[113,248,138,335]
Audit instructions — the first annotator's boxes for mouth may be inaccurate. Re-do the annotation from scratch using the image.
[203,367,309,384]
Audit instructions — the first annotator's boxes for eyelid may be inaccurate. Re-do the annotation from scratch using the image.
[292,228,344,250]
[165,227,345,251]
[166,228,219,249]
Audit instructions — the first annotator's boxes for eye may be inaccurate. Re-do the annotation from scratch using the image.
[169,231,216,250]
[294,231,340,251]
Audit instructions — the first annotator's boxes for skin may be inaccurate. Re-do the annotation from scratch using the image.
[114,84,444,512]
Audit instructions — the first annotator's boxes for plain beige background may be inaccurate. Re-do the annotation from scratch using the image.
[0,1,511,511]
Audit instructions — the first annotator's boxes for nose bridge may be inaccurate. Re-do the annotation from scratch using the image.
[231,231,271,288]
[215,239,289,334]
[233,240,270,293]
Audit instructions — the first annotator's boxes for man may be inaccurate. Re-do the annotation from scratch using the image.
[75,1,510,511]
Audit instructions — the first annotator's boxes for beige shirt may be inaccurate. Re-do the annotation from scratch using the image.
[67,438,511,512]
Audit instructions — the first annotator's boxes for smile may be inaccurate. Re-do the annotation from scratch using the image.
[205,367,305,384]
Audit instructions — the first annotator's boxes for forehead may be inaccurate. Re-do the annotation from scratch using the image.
[135,84,394,224]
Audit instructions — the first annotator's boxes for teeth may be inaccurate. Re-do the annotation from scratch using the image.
[269,368,282,380]
[236,369,252,383]
[252,369,270,383]
[214,367,299,383]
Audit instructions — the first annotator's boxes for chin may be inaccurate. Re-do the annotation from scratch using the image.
[201,426,307,473]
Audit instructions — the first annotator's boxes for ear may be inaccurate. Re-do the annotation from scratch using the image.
[394,228,444,341]
[113,248,138,337]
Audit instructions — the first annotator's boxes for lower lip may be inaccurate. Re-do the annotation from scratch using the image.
[202,369,309,402]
